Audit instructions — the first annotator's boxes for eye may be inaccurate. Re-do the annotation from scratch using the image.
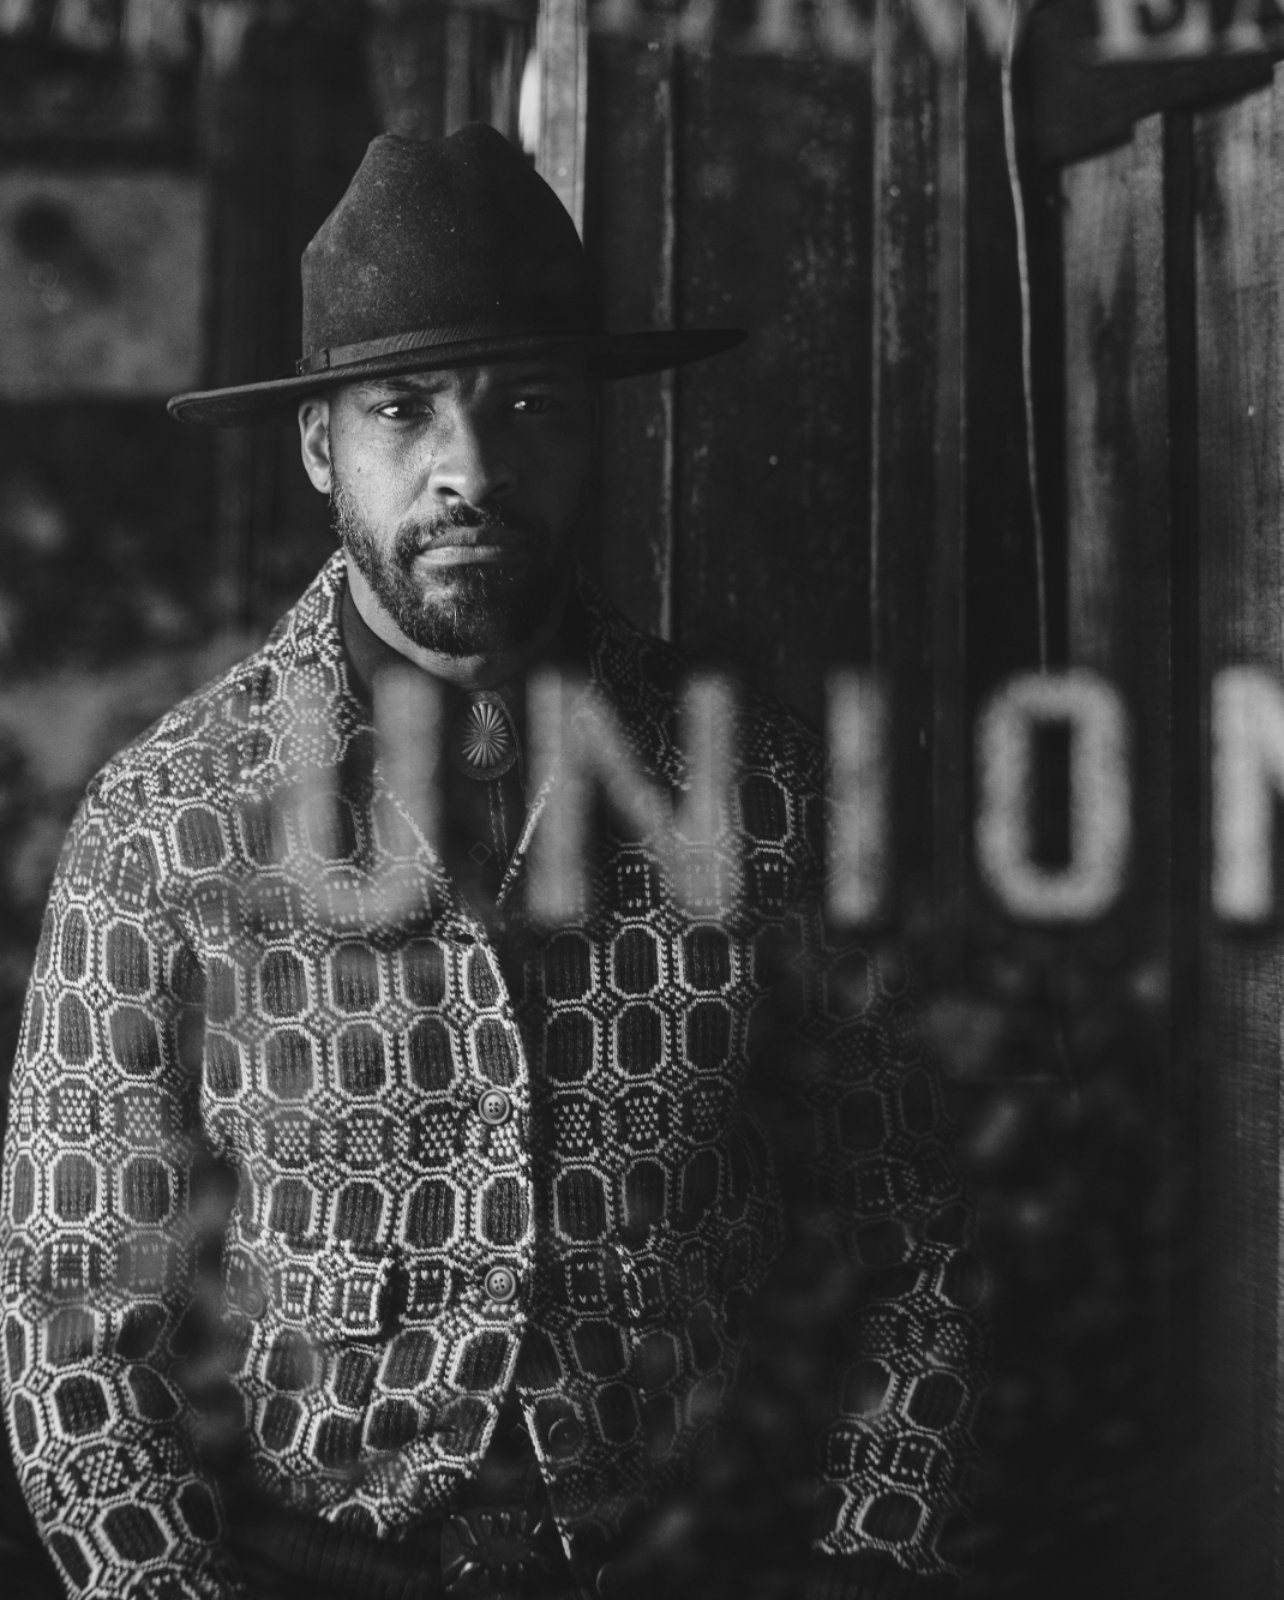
[373,397,434,421]
[511,394,556,414]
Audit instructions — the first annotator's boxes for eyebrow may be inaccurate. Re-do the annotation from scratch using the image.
[350,366,583,399]
[352,376,447,397]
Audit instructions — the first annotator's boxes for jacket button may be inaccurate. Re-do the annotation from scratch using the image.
[595,1559,623,1596]
[241,1287,266,1320]
[547,1416,582,1456]
[477,1088,512,1126]
[483,1265,519,1304]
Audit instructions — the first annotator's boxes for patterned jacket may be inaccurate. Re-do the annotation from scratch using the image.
[1,554,984,1600]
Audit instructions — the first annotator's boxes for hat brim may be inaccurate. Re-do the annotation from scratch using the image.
[167,327,747,426]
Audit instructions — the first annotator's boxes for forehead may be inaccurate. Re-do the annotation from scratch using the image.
[343,359,590,401]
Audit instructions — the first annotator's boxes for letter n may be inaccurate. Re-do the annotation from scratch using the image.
[527,669,736,923]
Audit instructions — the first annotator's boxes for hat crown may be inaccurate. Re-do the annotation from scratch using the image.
[166,122,745,424]
[301,125,599,357]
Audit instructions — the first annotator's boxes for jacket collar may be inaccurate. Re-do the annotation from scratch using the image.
[268,550,686,793]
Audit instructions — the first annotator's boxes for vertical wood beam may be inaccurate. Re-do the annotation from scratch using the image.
[932,36,968,924]
[1062,113,1192,1577]
[585,33,676,636]
[1062,115,1170,929]
[1193,76,1284,1600]
[676,48,873,719]
[1162,103,1203,1585]
[535,0,587,233]
[870,0,942,899]
[198,4,292,637]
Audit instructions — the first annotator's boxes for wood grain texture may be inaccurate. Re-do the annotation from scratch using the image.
[584,34,676,639]
[869,0,938,891]
[221,25,376,631]
[201,27,294,635]
[931,37,967,921]
[1193,78,1284,1600]
[536,0,587,232]
[1062,115,1170,927]
[1062,114,1198,1572]
[1064,143,1133,668]
[673,46,874,723]
[965,31,1053,695]
[1161,112,1203,1561]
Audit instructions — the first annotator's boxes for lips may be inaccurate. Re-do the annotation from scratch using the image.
[412,526,533,565]
[393,512,547,578]
[416,543,533,566]
[420,525,532,550]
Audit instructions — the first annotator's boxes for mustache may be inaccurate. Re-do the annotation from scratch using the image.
[393,503,547,561]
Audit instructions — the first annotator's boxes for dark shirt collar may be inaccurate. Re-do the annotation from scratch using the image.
[339,581,412,707]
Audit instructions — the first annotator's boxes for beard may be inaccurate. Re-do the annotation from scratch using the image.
[330,475,573,658]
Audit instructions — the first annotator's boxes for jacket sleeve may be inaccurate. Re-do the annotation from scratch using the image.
[751,741,987,1600]
[1,790,247,1600]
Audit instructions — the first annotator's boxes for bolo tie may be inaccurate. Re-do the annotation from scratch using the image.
[443,688,525,909]
[441,692,552,1522]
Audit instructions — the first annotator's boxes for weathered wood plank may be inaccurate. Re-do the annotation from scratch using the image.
[583,33,676,638]
[1062,114,1170,926]
[199,17,294,635]
[868,0,938,893]
[535,0,587,232]
[1193,77,1284,1600]
[211,21,375,629]
[673,46,874,724]
[1161,109,1203,1572]
[1062,112,1196,1576]
[1064,142,1134,671]
[964,28,1053,705]
[931,33,966,923]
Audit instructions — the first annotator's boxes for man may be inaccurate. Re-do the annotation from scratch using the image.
[0,126,984,1600]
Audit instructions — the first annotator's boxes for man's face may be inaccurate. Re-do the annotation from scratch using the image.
[301,360,594,660]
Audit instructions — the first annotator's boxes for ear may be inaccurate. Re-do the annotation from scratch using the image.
[298,397,333,494]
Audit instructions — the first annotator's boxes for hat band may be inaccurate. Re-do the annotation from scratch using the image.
[296,320,605,377]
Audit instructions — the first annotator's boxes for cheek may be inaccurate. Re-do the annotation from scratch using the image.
[337,442,421,525]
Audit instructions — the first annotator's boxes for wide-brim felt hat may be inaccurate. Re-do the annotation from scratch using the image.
[168,125,745,426]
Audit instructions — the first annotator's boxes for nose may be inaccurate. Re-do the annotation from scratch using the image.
[427,410,516,509]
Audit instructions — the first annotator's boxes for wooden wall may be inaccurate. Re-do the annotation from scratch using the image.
[582,18,1174,1597]
[1060,64,1284,1600]
[584,4,1043,910]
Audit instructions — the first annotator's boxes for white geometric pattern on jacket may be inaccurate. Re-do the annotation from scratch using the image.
[0,553,984,1598]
